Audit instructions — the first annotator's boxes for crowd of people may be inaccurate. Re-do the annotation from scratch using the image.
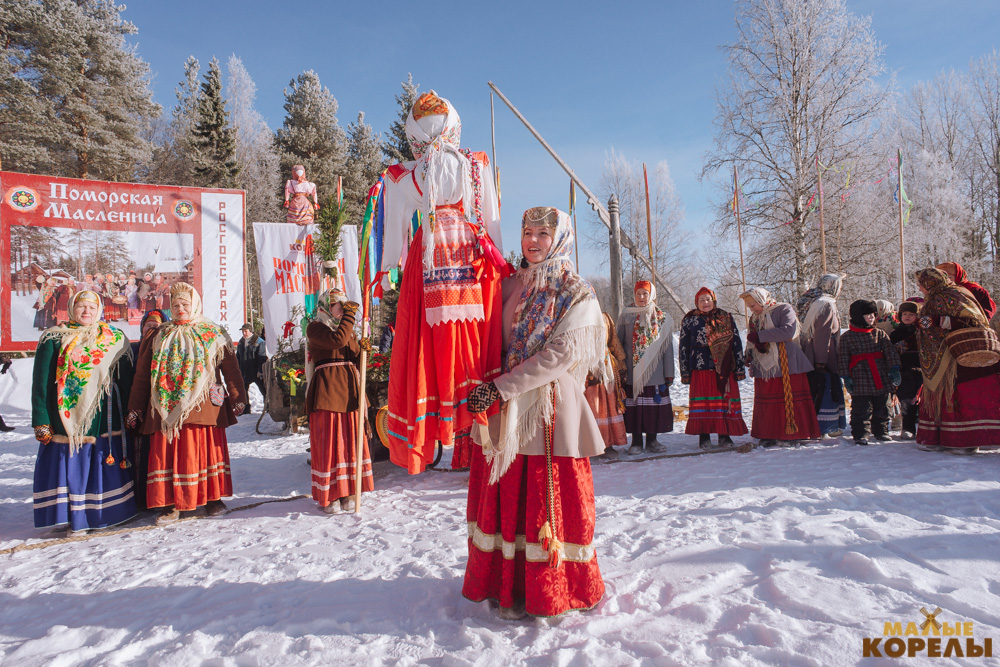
[24,89,1000,626]
[32,270,179,330]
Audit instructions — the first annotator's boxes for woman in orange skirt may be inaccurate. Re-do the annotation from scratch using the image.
[465,207,607,619]
[305,289,374,513]
[126,282,246,524]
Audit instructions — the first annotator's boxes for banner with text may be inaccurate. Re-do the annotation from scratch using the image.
[0,171,245,351]
[253,223,361,356]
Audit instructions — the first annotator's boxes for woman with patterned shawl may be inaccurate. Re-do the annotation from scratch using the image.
[304,288,374,514]
[935,261,996,321]
[464,207,606,620]
[380,91,506,474]
[741,287,821,446]
[914,268,1000,454]
[32,290,137,532]
[796,273,848,436]
[616,280,676,455]
[126,283,247,524]
[679,287,748,447]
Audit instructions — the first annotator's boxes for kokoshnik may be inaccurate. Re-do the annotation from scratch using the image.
[379,91,506,474]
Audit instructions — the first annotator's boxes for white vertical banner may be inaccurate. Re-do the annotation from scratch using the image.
[201,192,245,335]
[253,223,362,356]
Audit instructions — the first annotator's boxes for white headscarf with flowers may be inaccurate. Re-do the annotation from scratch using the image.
[305,288,350,383]
[40,290,130,451]
[485,207,605,483]
[148,283,231,441]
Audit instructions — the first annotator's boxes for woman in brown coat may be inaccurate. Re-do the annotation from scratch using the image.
[305,289,374,514]
[126,282,246,524]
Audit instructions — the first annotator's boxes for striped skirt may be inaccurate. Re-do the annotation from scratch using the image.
[751,374,821,440]
[286,193,314,225]
[623,384,673,436]
[309,410,374,506]
[33,434,138,531]
[463,444,604,617]
[587,382,628,446]
[917,372,1000,448]
[684,369,749,436]
[146,425,232,512]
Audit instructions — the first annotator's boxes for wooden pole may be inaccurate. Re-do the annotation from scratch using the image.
[490,92,499,196]
[353,287,370,513]
[897,149,906,300]
[734,165,748,321]
[608,195,624,317]
[642,163,656,285]
[816,154,827,273]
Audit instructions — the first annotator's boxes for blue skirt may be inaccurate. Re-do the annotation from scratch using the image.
[816,373,847,435]
[33,434,138,531]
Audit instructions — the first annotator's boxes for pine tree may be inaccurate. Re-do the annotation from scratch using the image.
[1,0,160,179]
[382,74,419,164]
[0,1,53,173]
[275,70,346,203]
[190,58,238,189]
[342,112,385,220]
[147,56,200,186]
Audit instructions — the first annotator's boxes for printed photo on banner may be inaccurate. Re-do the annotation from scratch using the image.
[0,171,245,350]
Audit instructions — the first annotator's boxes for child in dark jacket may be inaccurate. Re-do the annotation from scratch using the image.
[838,300,902,445]
[889,300,922,439]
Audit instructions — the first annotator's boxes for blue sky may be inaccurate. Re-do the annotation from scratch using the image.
[124,0,1000,272]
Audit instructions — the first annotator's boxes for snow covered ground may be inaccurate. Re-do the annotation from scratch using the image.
[1,357,999,665]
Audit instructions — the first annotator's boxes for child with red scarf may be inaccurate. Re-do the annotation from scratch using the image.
[838,300,901,445]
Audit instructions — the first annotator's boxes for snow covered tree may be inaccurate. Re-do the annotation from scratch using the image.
[275,70,346,203]
[965,50,1000,284]
[1,0,160,180]
[703,0,892,293]
[147,56,201,186]
[226,55,280,326]
[190,57,238,189]
[343,112,385,220]
[382,74,419,164]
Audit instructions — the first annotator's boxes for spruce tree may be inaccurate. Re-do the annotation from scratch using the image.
[275,70,346,204]
[382,74,419,164]
[190,58,239,189]
[2,0,159,180]
[148,56,200,186]
[342,112,385,220]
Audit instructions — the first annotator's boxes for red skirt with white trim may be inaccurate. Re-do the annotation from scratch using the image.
[462,444,605,617]
[146,425,232,512]
[917,371,1000,447]
[309,410,374,505]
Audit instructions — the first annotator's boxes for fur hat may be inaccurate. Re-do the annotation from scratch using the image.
[897,301,919,317]
[849,299,878,328]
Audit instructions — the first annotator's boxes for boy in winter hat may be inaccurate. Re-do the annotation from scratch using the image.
[838,299,902,445]
[889,300,923,439]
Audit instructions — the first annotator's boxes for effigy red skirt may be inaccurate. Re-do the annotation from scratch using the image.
[917,371,1000,447]
[684,369,749,435]
[385,224,502,474]
[462,444,605,617]
[146,425,232,511]
[751,374,821,440]
[309,410,374,506]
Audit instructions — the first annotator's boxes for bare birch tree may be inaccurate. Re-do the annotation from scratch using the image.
[703,0,892,294]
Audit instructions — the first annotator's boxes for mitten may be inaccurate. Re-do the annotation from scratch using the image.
[34,424,53,444]
[125,409,142,430]
[746,331,760,346]
[282,201,289,208]
[468,381,501,414]
[681,376,691,385]
[343,301,360,317]
[843,377,854,394]
[889,366,901,388]
[233,402,246,417]
[665,377,674,387]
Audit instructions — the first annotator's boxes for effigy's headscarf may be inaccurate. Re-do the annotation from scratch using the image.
[684,287,736,395]
[619,279,672,398]
[405,91,476,269]
[915,268,991,423]
[40,290,130,451]
[148,282,231,441]
[487,207,605,484]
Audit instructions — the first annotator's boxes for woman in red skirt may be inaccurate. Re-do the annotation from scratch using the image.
[126,282,246,524]
[465,206,607,620]
[679,287,749,447]
[741,288,821,446]
[304,289,374,513]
